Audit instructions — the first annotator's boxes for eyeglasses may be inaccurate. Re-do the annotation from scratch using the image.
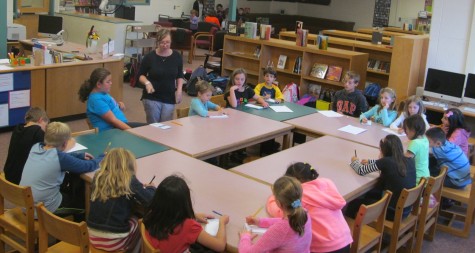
[159,40,171,45]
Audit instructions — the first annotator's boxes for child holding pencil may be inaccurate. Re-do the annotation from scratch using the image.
[143,175,229,252]
[266,163,352,253]
[225,68,269,108]
[189,80,224,117]
[254,67,284,103]
[239,176,312,252]
[360,87,397,127]
[87,148,155,252]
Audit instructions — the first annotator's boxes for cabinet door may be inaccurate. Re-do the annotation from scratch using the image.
[18,0,50,13]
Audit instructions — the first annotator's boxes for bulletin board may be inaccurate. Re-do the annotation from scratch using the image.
[0,71,31,128]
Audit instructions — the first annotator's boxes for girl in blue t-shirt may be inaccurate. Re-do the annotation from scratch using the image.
[360,87,397,127]
[189,80,224,117]
[403,114,430,184]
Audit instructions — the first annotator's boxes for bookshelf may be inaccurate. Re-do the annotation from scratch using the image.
[74,0,98,14]
[222,36,368,96]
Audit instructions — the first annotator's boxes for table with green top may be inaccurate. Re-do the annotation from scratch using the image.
[74,129,168,158]
[236,101,317,122]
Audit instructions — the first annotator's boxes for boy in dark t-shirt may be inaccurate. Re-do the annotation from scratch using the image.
[331,71,368,117]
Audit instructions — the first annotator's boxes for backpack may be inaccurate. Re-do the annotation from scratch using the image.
[364,83,381,106]
[211,77,229,95]
[187,66,208,96]
[282,82,299,103]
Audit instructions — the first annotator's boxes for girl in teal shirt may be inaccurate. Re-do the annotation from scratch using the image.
[189,80,224,117]
[360,87,397,127]
[403,114,430,184]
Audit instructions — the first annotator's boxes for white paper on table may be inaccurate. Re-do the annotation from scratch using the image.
[159,125,171,130]
[66,142,88,153]
[150,123,165,128]
[338,125,368,135]
[382,128,406,137]
[245,104,263,110]
[0,59,10,64]
[318,110,343,117]
[0,73,14,92]
[265,98,276,103]
[209,114,229,119]
[204,219,219,236]
[270,105,293,113]
[9,90,30,108]
[244,223,268,234]
[0,65,13,71]
[0,104,8,127]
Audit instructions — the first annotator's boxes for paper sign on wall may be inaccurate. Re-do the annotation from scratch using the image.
[102,40,115,58]
[9,90,30,109]
[0,73,14,92]
[0,104,8,127]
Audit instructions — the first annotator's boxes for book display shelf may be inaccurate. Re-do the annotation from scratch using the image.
[222,35,368,96]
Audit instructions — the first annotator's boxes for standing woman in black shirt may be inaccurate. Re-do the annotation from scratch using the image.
[138,29,184,123]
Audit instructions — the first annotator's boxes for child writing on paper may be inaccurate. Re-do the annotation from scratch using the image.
[4,107,49,184]
[360,87,397,127]
[143,175,229,252]
[254,67,284,103]
[390,95,430,133]
[225,68,269,108]
[189,80,224,117]
[403,115,430,185]
[349,135,416,221]
[426,127,472,189]
[441,108,471,157]
[331,71,368,117]
[88,148,155,252]
[266,163,352,253]
[239,176,312,252]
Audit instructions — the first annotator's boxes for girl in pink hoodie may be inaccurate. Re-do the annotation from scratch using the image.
[442,108,471,157]
[266,162,352,253]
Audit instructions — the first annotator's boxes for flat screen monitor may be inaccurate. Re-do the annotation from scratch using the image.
[38,15,63,38]
[423,68,465,103]
[463,73,475,104]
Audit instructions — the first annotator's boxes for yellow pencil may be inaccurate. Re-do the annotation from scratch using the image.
[171,121,183,126]
[104,142,112,153]
[252,206,264,217]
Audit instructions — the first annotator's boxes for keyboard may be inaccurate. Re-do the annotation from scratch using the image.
[422,101,448,109]
[422,101,436,106]
[463,107,475,113]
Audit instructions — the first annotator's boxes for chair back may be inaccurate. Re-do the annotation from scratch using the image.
[36,203,89,253]
[176,107,190,119]
[197,21,218,33]
[0,173,36,252]
[210,94,226,108]
[351,190,392,253]
[158,14,170,22]
[141,222,160,253]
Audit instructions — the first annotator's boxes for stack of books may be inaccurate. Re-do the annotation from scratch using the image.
[367,59,391,73]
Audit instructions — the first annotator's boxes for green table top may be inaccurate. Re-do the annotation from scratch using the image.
[236,101,317,121]
[74,129,168,158]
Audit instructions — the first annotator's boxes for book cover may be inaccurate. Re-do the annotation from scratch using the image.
[295,21,303,33]
[293,56,302,74]
[310,63,328,79]
[254,46,261,59]
[326,66,343,82]
[245,22,257,39]
[317,35,328,50]
[277,55,287,69]
[227,21,238,35]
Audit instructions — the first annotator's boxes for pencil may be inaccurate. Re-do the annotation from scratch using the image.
[171,121,183,126]
[149,175,156,184]
[212,210,223,216]
[104,142,111,153]
[354,149,357,157]
[252,206,263,217]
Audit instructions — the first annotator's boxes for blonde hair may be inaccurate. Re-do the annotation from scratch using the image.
[343,70,360,84]
[403,95,425,117]
[91,148,135,202]
[44,122,71,147]
[225,68,247,92]
[24,107,49,123]
[196,80,215,94]
[378,87,397,113]
[273,176,307,236]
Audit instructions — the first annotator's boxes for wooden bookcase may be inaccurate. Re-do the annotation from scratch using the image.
[222,36,368,96]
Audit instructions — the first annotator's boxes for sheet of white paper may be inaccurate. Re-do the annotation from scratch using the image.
[338,125,368,135]
[66,142,88,153]
[245,104,263,110]
[0,104,8,127]
[209,114,229,119]
[108,40,115,54]
[9,90,30,108]
[244,223,268,234]
[150,123,165,127]
[270,105,293,113]
[266,98,276,103]
[0,65,13,71]
[204,219,219,236]
[0,73,14,92]
[382,128,406,137]
[318,110,343,117]
[0,59,10,64]
[159,125,171,129]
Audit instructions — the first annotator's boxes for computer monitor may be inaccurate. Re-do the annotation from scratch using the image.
[423,68,465,103]
[38,15,63,38]
[463,73,475,104]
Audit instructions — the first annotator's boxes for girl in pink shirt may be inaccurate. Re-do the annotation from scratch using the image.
[239,176,312,252]
[266,162,352,253]
[442,108,471,157]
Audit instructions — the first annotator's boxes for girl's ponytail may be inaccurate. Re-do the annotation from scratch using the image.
[273,176,307,236]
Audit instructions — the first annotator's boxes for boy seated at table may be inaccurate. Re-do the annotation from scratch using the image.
[425,127,472,189]
[20,122,104,217]
[254,67,284,103]
[331,71,368,117]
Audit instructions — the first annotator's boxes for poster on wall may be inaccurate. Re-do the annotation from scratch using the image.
[9,90,30,109]
[0,73,14,93]
[0,104,8,127]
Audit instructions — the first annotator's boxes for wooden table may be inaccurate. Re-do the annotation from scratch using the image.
[82,150,272,252]
[235,102,317,122]
[284,112,408,148]
[127,109,293,160]
[231,136,380,201]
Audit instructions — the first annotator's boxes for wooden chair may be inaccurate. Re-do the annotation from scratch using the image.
[414,167,447,253]
[71,128,98,137]
[36,202,89,253]
[191,22,219,60]
[0,173,37,253]
[210,94,226,108]
[140,222,159,253]
[437,174,475,238]
[176,107,190,119]
[346,191,392,253]
[383,178,426,253]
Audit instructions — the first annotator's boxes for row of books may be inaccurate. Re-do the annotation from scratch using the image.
[310,63,343,82]
[276,55,302,74]
[367,59,391,73]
